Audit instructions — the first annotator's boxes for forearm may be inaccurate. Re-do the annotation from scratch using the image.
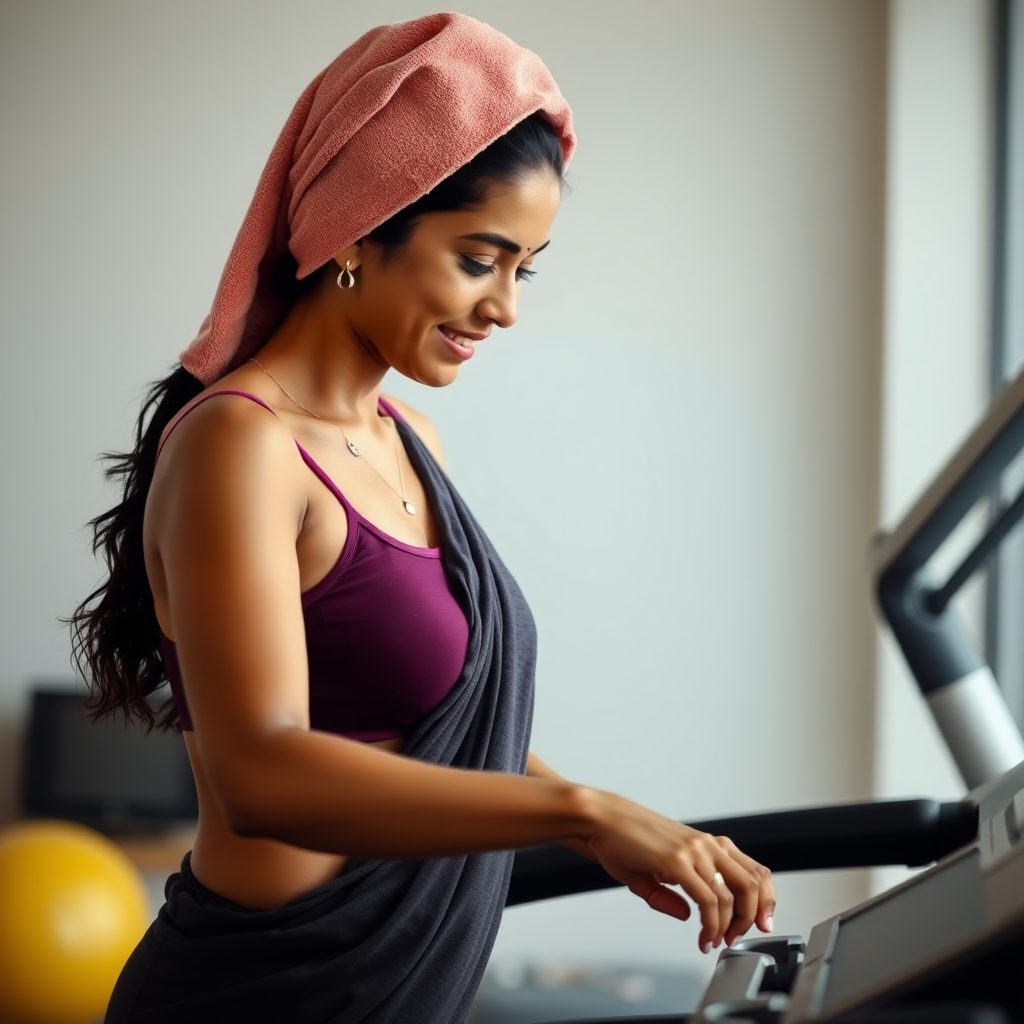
[206,739,776,950]
[211,729,597,859]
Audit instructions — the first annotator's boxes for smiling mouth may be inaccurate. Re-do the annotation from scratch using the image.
[439,326,479,346]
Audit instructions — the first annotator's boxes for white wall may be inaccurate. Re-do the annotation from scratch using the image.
[0,0,888,980]
[991,0,1024,717]
[872,0,994,880]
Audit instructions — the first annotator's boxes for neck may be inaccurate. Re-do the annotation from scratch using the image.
[255,271,388,427]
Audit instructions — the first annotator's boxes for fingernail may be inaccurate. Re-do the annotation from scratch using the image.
[766,916,774,933]
[701,941,711,954]
[728,935,739,948]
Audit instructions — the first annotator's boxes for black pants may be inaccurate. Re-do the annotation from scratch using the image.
[106,855,402,1023]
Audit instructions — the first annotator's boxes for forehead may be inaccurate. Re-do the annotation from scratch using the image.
[423,171,561,251]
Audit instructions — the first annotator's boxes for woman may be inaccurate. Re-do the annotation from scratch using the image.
[72,13,775,1023]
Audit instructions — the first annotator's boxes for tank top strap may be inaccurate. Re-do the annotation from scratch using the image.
[155,389,277,465]
[155,389,400,516]
[292,396,405,514]
[376,394,406,423]
[294,443,355,514]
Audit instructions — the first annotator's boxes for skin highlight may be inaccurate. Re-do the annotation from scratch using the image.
[143,169,775,951]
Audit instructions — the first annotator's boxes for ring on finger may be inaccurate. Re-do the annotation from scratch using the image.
[711,871,725,887]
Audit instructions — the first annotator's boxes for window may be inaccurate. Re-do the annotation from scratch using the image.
[987,0,1024,725]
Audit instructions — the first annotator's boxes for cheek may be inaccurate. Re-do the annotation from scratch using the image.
[383,263,473,328]
[406,256,471,310]
[354,246,483,359]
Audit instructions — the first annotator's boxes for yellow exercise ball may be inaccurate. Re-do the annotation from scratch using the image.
[0,820,150,1024]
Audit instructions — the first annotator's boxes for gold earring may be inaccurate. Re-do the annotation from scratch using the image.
[336,260,356,289]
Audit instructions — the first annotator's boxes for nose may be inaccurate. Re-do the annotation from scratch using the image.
[475,274,518,329]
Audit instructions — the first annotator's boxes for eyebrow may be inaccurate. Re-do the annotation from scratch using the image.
[457,232,551,256]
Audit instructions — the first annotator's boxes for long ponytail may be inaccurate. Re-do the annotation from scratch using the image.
[70,366,203,731]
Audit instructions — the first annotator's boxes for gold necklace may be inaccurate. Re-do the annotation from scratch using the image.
[248,357,417,516]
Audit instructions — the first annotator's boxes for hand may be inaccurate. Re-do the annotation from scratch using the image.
[583,790,775,953]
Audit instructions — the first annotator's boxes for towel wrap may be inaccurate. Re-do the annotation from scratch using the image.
[105,415,538,1023]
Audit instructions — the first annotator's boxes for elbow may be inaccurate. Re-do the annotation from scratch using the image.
[205,753,292,840]
[217,780,280,839]
[222,800,276,840]
[198,724,312,840]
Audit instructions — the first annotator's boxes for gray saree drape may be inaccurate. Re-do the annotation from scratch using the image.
[105,418,538,1024]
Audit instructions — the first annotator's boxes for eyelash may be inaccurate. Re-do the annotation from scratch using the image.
[459,255,537,282]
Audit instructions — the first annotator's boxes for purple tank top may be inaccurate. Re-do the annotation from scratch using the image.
[156,391,469,742]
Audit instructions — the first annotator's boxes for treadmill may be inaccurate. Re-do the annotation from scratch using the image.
[506,366,1024,1022]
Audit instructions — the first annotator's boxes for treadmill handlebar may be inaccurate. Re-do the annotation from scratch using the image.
[505,798,979,907]
[876,566,984,694]
[872,367,1024,579]
[869,365,1024,787]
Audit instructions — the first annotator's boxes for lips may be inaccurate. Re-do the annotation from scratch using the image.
[439,325,488,344]
[438,327,485,364]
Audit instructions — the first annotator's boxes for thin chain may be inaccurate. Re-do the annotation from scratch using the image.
[248,357,416,514]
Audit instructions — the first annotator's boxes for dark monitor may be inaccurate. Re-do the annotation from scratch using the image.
[21,687,198,834]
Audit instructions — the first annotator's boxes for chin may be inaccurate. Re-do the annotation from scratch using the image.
[398,360,461,389]
[425,366,462,388]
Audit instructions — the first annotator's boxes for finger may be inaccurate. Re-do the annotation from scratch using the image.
[627,877,692,922]
[707,865,735,948]
[712,841,761,946]
[720,842,776,933]
[756,866,776,933]
[692,849,734,948]
[717,859,759,947]
[676,862,719,953]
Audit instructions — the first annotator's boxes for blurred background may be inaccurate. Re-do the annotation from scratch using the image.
[1,0,1021,1020]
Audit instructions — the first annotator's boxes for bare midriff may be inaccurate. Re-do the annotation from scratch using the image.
[184,731,406,910]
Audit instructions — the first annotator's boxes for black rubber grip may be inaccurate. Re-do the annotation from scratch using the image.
[505,798,979,907]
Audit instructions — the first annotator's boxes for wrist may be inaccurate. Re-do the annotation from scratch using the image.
[563,783,604,842]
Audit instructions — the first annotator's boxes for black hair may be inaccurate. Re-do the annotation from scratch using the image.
[70,111,565,730]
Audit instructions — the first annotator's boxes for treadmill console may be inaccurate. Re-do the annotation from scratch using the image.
[691,776,1024,1023]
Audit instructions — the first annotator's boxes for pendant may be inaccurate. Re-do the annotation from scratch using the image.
[403,500,417,515]
[346,439,361,457]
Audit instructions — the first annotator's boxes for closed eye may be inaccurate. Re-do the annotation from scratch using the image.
[459,255,537,283]
[458,255,494,277]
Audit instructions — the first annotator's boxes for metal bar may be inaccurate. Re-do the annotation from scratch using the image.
[873,372,1024,580]
[929,486,1024,612]
[872,362,1024,784]
[504,800,979,906]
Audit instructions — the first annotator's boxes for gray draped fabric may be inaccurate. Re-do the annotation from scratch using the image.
[105,420,538,1024]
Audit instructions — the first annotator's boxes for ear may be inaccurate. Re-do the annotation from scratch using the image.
[332,243,362,272]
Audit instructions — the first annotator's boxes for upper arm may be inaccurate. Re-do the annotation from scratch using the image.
[145,398,311,804]
[383,394,450,473]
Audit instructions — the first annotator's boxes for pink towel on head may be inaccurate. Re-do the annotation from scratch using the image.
[180,11,575,385]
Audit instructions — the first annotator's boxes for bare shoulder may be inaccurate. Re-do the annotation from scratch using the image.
[150,389,306,533]
[383,394,449,472]
[144,387,310,633]
[156,389,296,477]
